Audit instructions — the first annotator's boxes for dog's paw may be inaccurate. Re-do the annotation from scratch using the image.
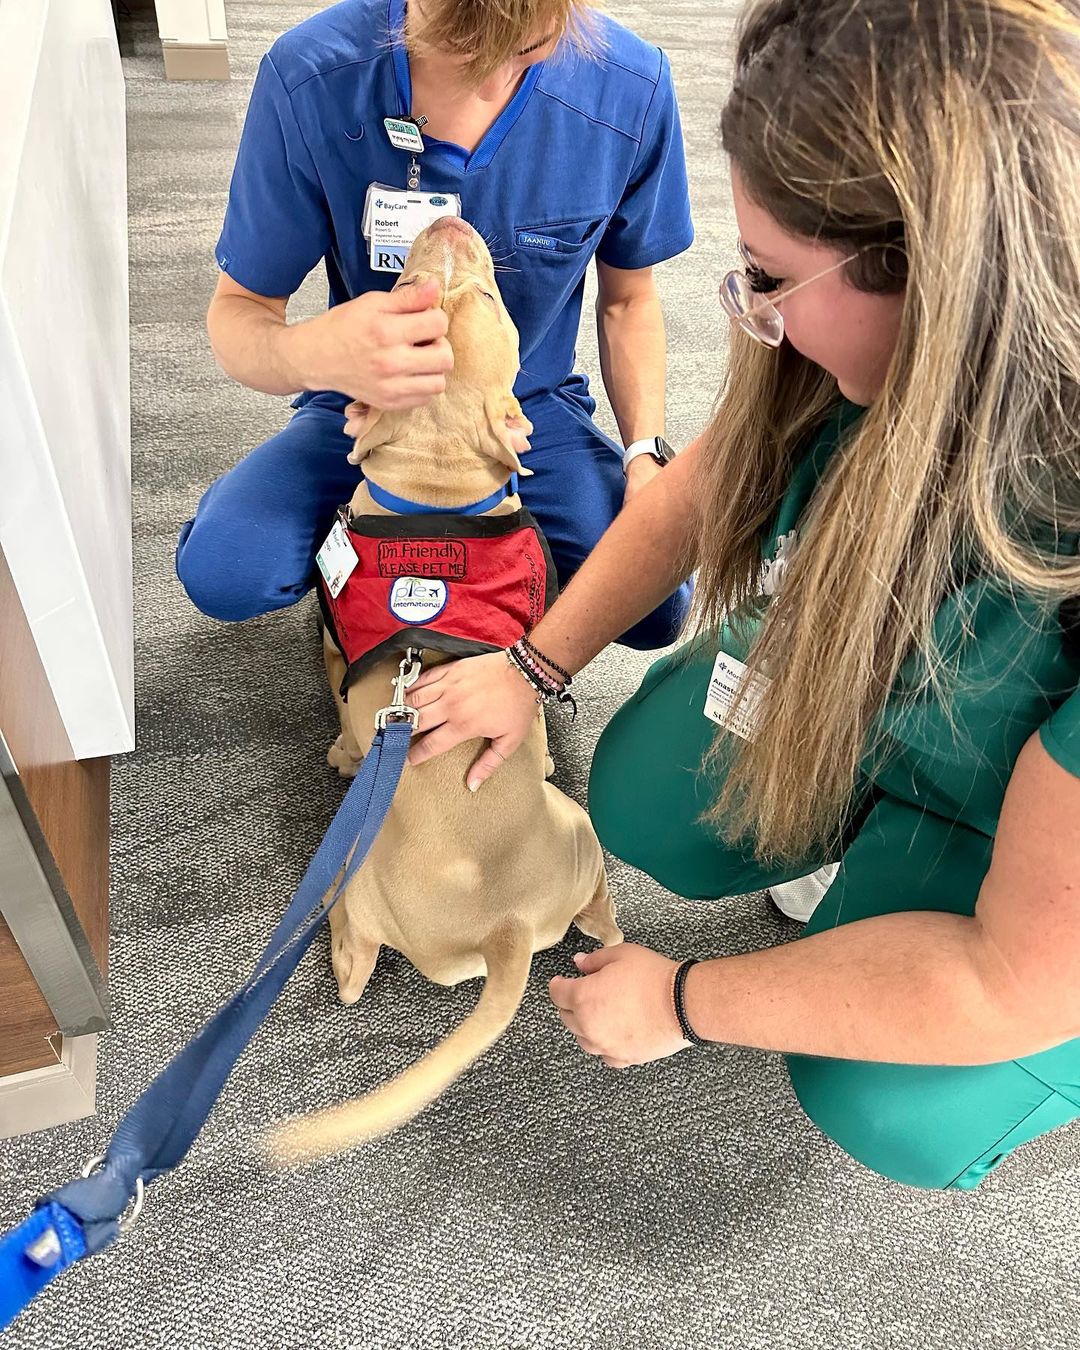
[331,934,379,1005]
[327,735,361,778]
[574,915,624,946]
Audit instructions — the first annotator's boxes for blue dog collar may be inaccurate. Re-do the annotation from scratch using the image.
[364,473,519,516]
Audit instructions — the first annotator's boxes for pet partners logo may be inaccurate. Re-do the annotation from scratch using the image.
[388,577,449,624]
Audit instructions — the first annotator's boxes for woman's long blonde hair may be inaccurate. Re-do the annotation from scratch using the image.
[695,0,1080,863]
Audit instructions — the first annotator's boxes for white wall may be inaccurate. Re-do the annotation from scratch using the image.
[0,0,134,758]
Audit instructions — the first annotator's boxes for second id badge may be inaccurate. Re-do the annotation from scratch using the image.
[362,183,462,273]
[703,651,772,741]
[316,518,358,600]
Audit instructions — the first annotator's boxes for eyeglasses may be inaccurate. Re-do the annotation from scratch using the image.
[719,240,860,348]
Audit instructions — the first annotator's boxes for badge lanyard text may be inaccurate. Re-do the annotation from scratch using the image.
[383,114,428,190]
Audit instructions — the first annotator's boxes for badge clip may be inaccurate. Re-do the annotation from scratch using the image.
[384,115,426,154]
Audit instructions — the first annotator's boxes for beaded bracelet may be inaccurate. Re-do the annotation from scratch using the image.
[504,649,545,703]
[511,641,562,695]
[520,635,573,688]
[507,643,556,694]
[506,642,578,719]
[671,959,707,1046]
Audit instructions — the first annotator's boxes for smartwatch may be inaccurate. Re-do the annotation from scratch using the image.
[622,435,676,473]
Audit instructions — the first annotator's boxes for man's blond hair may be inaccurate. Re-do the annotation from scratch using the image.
[407,1,600,82]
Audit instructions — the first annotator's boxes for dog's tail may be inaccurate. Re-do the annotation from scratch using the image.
[263,919,533,1167]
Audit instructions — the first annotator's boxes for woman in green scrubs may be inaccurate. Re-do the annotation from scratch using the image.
[404,0,1080,1189]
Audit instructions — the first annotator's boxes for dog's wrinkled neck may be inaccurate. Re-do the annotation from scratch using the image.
[359,407,512,511]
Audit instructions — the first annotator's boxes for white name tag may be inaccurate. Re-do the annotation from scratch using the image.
[362,183,461,273]
[383,117,425,153]
[703,651,772,740]
[316,519,358,599]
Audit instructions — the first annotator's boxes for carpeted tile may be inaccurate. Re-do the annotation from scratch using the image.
[2,5,1076,1348]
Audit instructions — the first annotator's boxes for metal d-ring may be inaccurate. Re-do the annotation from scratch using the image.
[81,1155,145,1233]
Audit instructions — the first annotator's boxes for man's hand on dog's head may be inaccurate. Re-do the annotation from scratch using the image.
[288,277,454,412]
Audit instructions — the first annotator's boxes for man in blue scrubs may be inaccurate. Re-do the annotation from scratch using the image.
[178,0,694,648]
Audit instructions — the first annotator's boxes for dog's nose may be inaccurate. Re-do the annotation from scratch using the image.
[428,216,472,237]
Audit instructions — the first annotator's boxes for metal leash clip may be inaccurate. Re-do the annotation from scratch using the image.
[375,648,423,731]
[22,1151,144,1273]
[85,1154,145,1233]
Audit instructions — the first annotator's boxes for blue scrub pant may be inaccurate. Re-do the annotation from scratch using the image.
[176,388,690,650]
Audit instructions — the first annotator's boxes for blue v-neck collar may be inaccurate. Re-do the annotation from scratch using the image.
[387,0,544,173]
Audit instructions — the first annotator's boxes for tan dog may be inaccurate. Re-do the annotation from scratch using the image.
[265,218,621,1165]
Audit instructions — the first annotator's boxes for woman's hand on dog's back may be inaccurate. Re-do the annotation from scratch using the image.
[406,444,705,788]
[406,652,541,789]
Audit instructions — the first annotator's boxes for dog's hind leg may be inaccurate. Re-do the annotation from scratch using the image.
[328,901,380,1005]
[323,631,364,777]
[572,867,622,946]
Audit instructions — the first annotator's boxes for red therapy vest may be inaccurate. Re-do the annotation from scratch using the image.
[319,506,558,695]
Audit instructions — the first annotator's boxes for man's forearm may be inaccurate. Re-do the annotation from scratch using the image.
[528,440,700,675]
[597,293,667,446]
[683,909,1066,1065]
[207,293,308,396]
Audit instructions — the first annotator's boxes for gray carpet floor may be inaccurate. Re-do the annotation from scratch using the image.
[2,3,1078,1347]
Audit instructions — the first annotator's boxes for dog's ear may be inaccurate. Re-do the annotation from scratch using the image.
[345,402,397,465]
[480,395,534,476]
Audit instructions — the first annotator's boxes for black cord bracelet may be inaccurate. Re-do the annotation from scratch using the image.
[672,959,707,1046]
[506,644,578,719]
[521,635,573,686]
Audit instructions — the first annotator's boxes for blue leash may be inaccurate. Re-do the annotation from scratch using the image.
[0,654,421,1334]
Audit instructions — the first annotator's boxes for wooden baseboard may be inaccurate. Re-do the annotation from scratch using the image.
[161,40,230,81]
[0,911,61,1075]
[0,1035,97,1138]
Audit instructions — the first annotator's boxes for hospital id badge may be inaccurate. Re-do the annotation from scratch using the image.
[316,519,358,599]
[703,651,771,740]
[362,183,461,273]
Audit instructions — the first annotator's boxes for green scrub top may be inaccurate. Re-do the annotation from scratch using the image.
[587,403,1080,1190]
[723,401,1080,834]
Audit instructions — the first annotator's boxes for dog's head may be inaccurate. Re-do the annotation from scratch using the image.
[345,218,532,480]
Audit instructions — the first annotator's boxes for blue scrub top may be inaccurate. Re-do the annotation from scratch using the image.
[215,0,694,410]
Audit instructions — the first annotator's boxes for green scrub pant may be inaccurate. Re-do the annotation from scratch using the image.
[588,648,1080,1190]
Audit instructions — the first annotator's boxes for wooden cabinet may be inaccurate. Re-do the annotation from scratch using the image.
[0,0,128,1134]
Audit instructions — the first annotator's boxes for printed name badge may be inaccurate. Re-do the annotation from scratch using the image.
[703,651,772,741]
[383,117,426,153]
[316,520,358,600]
[362,183,462,273]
